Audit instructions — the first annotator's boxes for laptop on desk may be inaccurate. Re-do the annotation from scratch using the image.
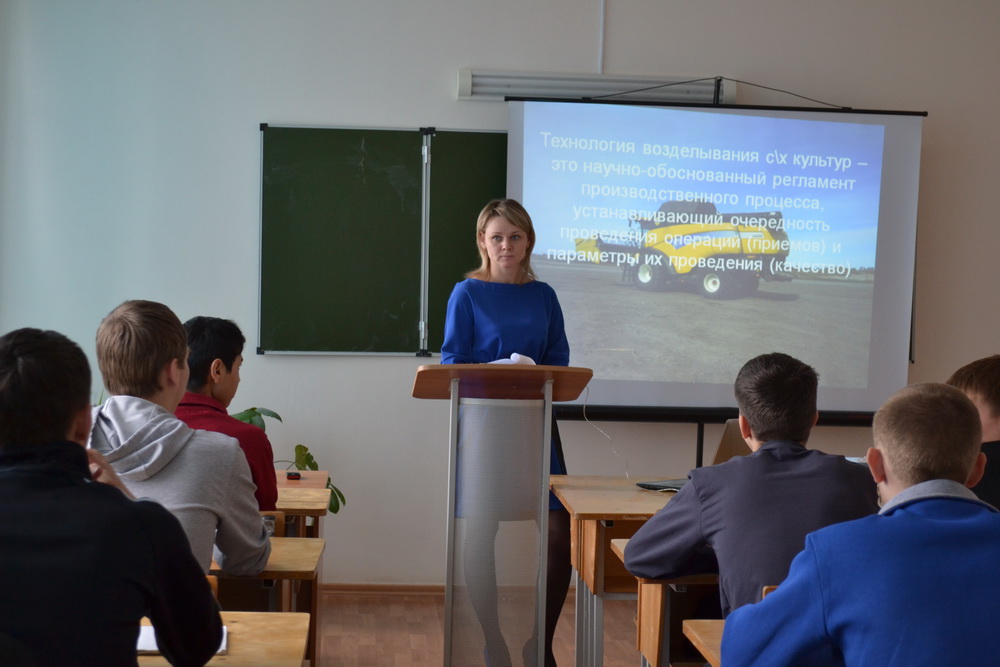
[636,478,688,492]
[635,419,749,493]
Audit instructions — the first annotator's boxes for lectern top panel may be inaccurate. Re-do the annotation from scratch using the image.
[412,364,593,401]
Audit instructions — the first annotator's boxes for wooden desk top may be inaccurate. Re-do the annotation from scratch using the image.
[139,611,309,666]
[276,486,331,515]
[211,537,325,580]
[275,469,329,489]
[412,363,593,401]
[682,619,723,667]
[611,537,629,564]
[550,475,674,521]
[612,537,718,586]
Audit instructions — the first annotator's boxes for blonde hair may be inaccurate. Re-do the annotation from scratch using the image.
[467,199,537,284]
[96,300,187,398]
[873,382,982,486]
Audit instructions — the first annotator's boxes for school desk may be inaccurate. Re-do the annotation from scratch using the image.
[681,619,723,667]
[610,538,719,667]
[549,475,673,667]
[275,468,330,489]
[276,486,331,538]
[211,536,325,662]
[138,611,310,666]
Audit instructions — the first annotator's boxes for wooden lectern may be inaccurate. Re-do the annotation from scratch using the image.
[413,364,592,667]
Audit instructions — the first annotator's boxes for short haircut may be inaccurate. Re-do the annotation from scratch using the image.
[946,355,1000,418]
[0,328,91,447]
[873,382,982,486]
[184,316,246,391]
[468,198,538,284]
[734,352,818,442]
[96,300,187,398]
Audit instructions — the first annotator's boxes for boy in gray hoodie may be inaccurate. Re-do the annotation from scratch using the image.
[89,299,271,575]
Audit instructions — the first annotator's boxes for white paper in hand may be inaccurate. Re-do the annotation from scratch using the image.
[488,353,536,365]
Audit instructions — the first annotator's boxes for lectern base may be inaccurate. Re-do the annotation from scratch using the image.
[446,399,547,667]
[449,521,543,666]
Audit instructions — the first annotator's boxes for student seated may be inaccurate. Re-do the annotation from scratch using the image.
[89,300,271,575]
[175,316,278,511]
[0,328,222,666]
[722,383,1000,665]
[624,352,878,616]
[947,354,1000,507]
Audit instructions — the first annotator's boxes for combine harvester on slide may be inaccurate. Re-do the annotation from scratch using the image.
[583,200,793,299]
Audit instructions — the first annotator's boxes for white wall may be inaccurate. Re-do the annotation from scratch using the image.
[2,0,999,585]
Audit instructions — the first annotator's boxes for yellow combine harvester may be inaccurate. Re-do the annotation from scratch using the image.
[590,200,793,299]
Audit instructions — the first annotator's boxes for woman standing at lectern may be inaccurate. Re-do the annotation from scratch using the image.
[441,198,571,667]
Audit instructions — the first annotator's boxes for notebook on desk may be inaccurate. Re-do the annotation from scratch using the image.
[636,478,688,492]
[137,625,228,655]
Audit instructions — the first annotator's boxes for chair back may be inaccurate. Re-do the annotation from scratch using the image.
[206,575,219,599]
[762,585,778,598]
[261,510,287,537]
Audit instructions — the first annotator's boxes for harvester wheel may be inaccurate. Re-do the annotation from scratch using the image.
[700,271,742,299]
[635,251,668,291]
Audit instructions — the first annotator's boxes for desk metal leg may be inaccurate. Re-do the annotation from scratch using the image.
[575,570,588,666]
[574,571,605,667]
[301,578,319,663]
[589,581,604,667]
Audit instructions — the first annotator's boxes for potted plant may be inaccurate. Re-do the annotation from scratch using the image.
[230,407,346,513]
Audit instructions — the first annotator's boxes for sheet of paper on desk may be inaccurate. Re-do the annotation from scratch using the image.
[136,625,228,655]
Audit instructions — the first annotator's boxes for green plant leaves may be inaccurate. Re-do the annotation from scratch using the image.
[327,477,347,514]
[230,407,283,432]
[232,406,345,514]
[294,444,318,470]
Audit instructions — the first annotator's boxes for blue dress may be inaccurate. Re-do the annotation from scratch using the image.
[441,278,570,510]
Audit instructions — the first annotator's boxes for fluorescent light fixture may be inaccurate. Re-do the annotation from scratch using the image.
[457,68,736,104]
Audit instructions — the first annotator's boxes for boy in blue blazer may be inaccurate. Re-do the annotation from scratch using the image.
[723,382,1000,665]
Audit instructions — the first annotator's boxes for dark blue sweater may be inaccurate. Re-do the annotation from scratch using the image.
[0,442,222,666]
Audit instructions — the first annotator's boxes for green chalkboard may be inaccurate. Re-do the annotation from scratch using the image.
[427,131,508,353]
[259,126,506,354]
